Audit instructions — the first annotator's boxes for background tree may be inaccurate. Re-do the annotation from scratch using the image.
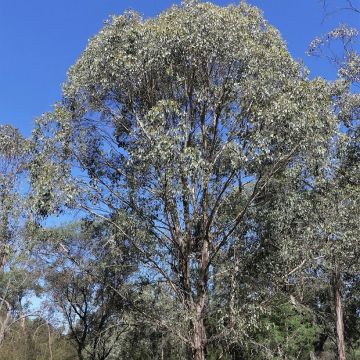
[33,220,137,360]
[0,318,77,360]
[0,125,35,346]
[308,5,360,358]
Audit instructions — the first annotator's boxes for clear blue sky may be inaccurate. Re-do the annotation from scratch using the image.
[0,0,358,136]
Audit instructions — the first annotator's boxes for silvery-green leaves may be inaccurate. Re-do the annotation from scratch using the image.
[35,1,337,218]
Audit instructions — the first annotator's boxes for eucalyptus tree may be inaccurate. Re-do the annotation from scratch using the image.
[33,220,136,360]
[31,1,337,358]
[0,125,32,345]
[308,15,360,358]
[0,125,28,270]
[0,318,77,360]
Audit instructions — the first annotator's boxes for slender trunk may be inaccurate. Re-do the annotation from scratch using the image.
[0,299,11,346]
[0,326,5,346]
[77,349,84,360]
[333,266,346,360]
[47,323,54,360]
[161,333,164,360]
[191,235,209,360]
[192,304,207,360]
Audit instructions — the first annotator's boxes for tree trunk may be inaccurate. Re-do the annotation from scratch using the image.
[333,266,346,360]
[192,308,207,360]
[190,235,209,360]
[77,348,85,360]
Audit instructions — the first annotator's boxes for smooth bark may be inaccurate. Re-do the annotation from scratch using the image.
[333,266,346,360]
